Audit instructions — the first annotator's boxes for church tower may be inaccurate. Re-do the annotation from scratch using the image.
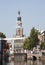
[11,11,25,52]
[16,11,23,37]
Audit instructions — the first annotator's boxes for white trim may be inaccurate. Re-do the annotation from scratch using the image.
[0,37,25,40]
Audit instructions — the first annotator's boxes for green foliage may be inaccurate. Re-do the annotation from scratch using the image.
[40,42,45,50]
[30,27,39,48]
[22,37,31,50]
[0,32,6,38]
[0,32,6,49]
[22,27,39,50]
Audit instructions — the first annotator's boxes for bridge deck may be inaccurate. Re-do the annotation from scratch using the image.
[29,54,42,57]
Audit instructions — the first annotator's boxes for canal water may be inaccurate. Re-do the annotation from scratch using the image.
[3,60,45,65]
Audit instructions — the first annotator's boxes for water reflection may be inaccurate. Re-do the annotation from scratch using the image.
[3,60,45,65]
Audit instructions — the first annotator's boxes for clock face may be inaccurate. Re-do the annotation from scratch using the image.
[16,28,23,36]
[18,29,20,35]
[16,29,20,36]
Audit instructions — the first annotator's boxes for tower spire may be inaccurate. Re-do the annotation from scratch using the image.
[18,11,20,15]
[16,11,23,37]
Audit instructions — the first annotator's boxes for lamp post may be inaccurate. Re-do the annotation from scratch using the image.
[0,38,3,65]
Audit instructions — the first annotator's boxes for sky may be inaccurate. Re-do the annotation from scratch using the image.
[0,0,45,38]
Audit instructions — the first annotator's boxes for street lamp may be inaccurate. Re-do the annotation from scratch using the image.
[0,38,3,65]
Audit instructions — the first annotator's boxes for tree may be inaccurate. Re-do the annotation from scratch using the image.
[0,32,6,38]
[40,42,45,50]
[0,32,6,49]
[22,27,39,50]
[30,27,39,49]
[22,37,31,50]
